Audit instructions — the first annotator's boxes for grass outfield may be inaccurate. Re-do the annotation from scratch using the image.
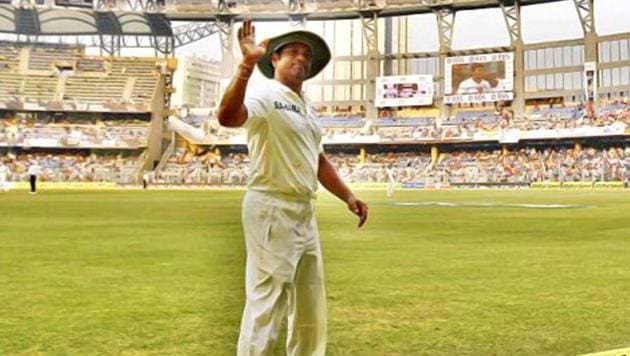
[1,189,629,355]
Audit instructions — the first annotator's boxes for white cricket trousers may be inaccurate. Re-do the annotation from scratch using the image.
[386,181,394,198]
[237,190,327,356]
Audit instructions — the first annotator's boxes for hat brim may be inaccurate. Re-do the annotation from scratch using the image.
[257,31,331,80]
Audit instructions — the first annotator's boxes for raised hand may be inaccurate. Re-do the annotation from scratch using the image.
[238,19,268,66]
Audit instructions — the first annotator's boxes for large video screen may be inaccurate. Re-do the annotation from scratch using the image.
[375,75,434,108]
[444,53,513,104]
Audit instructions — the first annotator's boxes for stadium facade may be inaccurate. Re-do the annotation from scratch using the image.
[171,54,221,109]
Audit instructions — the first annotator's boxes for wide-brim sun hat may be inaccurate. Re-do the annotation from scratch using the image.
[257,30,331,80]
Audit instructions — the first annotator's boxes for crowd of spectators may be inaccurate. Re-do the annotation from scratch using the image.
[329,152,432,184]
[0,116,149,148]
[159,100,629,187]
[432,146,629,184]
[148,146,629,186]
[1,151,140,183]
[153,145,248,185]
[181,101,630,145]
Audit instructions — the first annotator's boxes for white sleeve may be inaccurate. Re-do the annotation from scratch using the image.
[457,80,472,94]
[243,86,270,129]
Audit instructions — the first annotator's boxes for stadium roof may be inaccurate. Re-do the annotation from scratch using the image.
[164,0,567,21]
[0,4,172,36]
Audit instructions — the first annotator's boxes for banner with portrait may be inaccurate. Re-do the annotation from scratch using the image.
[444,53,514,104]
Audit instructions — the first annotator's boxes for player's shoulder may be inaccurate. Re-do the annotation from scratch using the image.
[247,80,279,100]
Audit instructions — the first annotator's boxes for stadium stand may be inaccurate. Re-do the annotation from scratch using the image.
[0,42,160,112]
[0,44,19,71]
[151,144,629,187]
[434,146,629,185]
[0,40,165,185]
[330,151,433,184]
[162,99,629,188]
[0,114,150,148]
[1,150,143,183]
[153,144,248,185]
[28,45,79,71]
[0,1,628,191]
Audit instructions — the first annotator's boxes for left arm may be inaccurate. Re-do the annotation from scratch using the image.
[317,153,368,228]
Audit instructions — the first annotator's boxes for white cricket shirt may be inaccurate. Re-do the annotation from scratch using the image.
[27,164,41,176]
[243,80,323,198]
[457,78,492,94]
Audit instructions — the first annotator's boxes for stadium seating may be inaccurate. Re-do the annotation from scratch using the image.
[329,152,433,184]
[28,46,78,71]
[444,110,501,125]
[0,115,150,149]
[0,42,159,186]
[433,147,629,184]
[317,115,365,128]
[0,43,160,111]
[153,147,248,185]
[150,143,629,187]
[111,57,159,104]
[375,125,439,142]
[528,105,583,119]
[0,45,19,72]
[23,76,59,102]
[0,72,23,102]
[75,58,108,73]
[3,151,143,183]
[374,117,435,127]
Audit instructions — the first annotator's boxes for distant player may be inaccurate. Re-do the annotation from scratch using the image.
[386,165,396,198]
[27,161,41,195]
[142,171,151,190]
[0,159,10,192]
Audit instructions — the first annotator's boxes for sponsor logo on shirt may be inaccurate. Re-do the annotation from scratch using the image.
[274,101,302,115]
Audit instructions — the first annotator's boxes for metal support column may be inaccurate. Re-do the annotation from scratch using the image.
[573,0,597,104]
[359,7,380,120]
[216,16,236,79]
[500,0,524,115]
[435,7,454,119]
[288,0,307,28]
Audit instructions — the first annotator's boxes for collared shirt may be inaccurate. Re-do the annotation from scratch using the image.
[243,80,323,198]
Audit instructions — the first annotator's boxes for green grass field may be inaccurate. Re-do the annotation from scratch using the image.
[1,188,629,355]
